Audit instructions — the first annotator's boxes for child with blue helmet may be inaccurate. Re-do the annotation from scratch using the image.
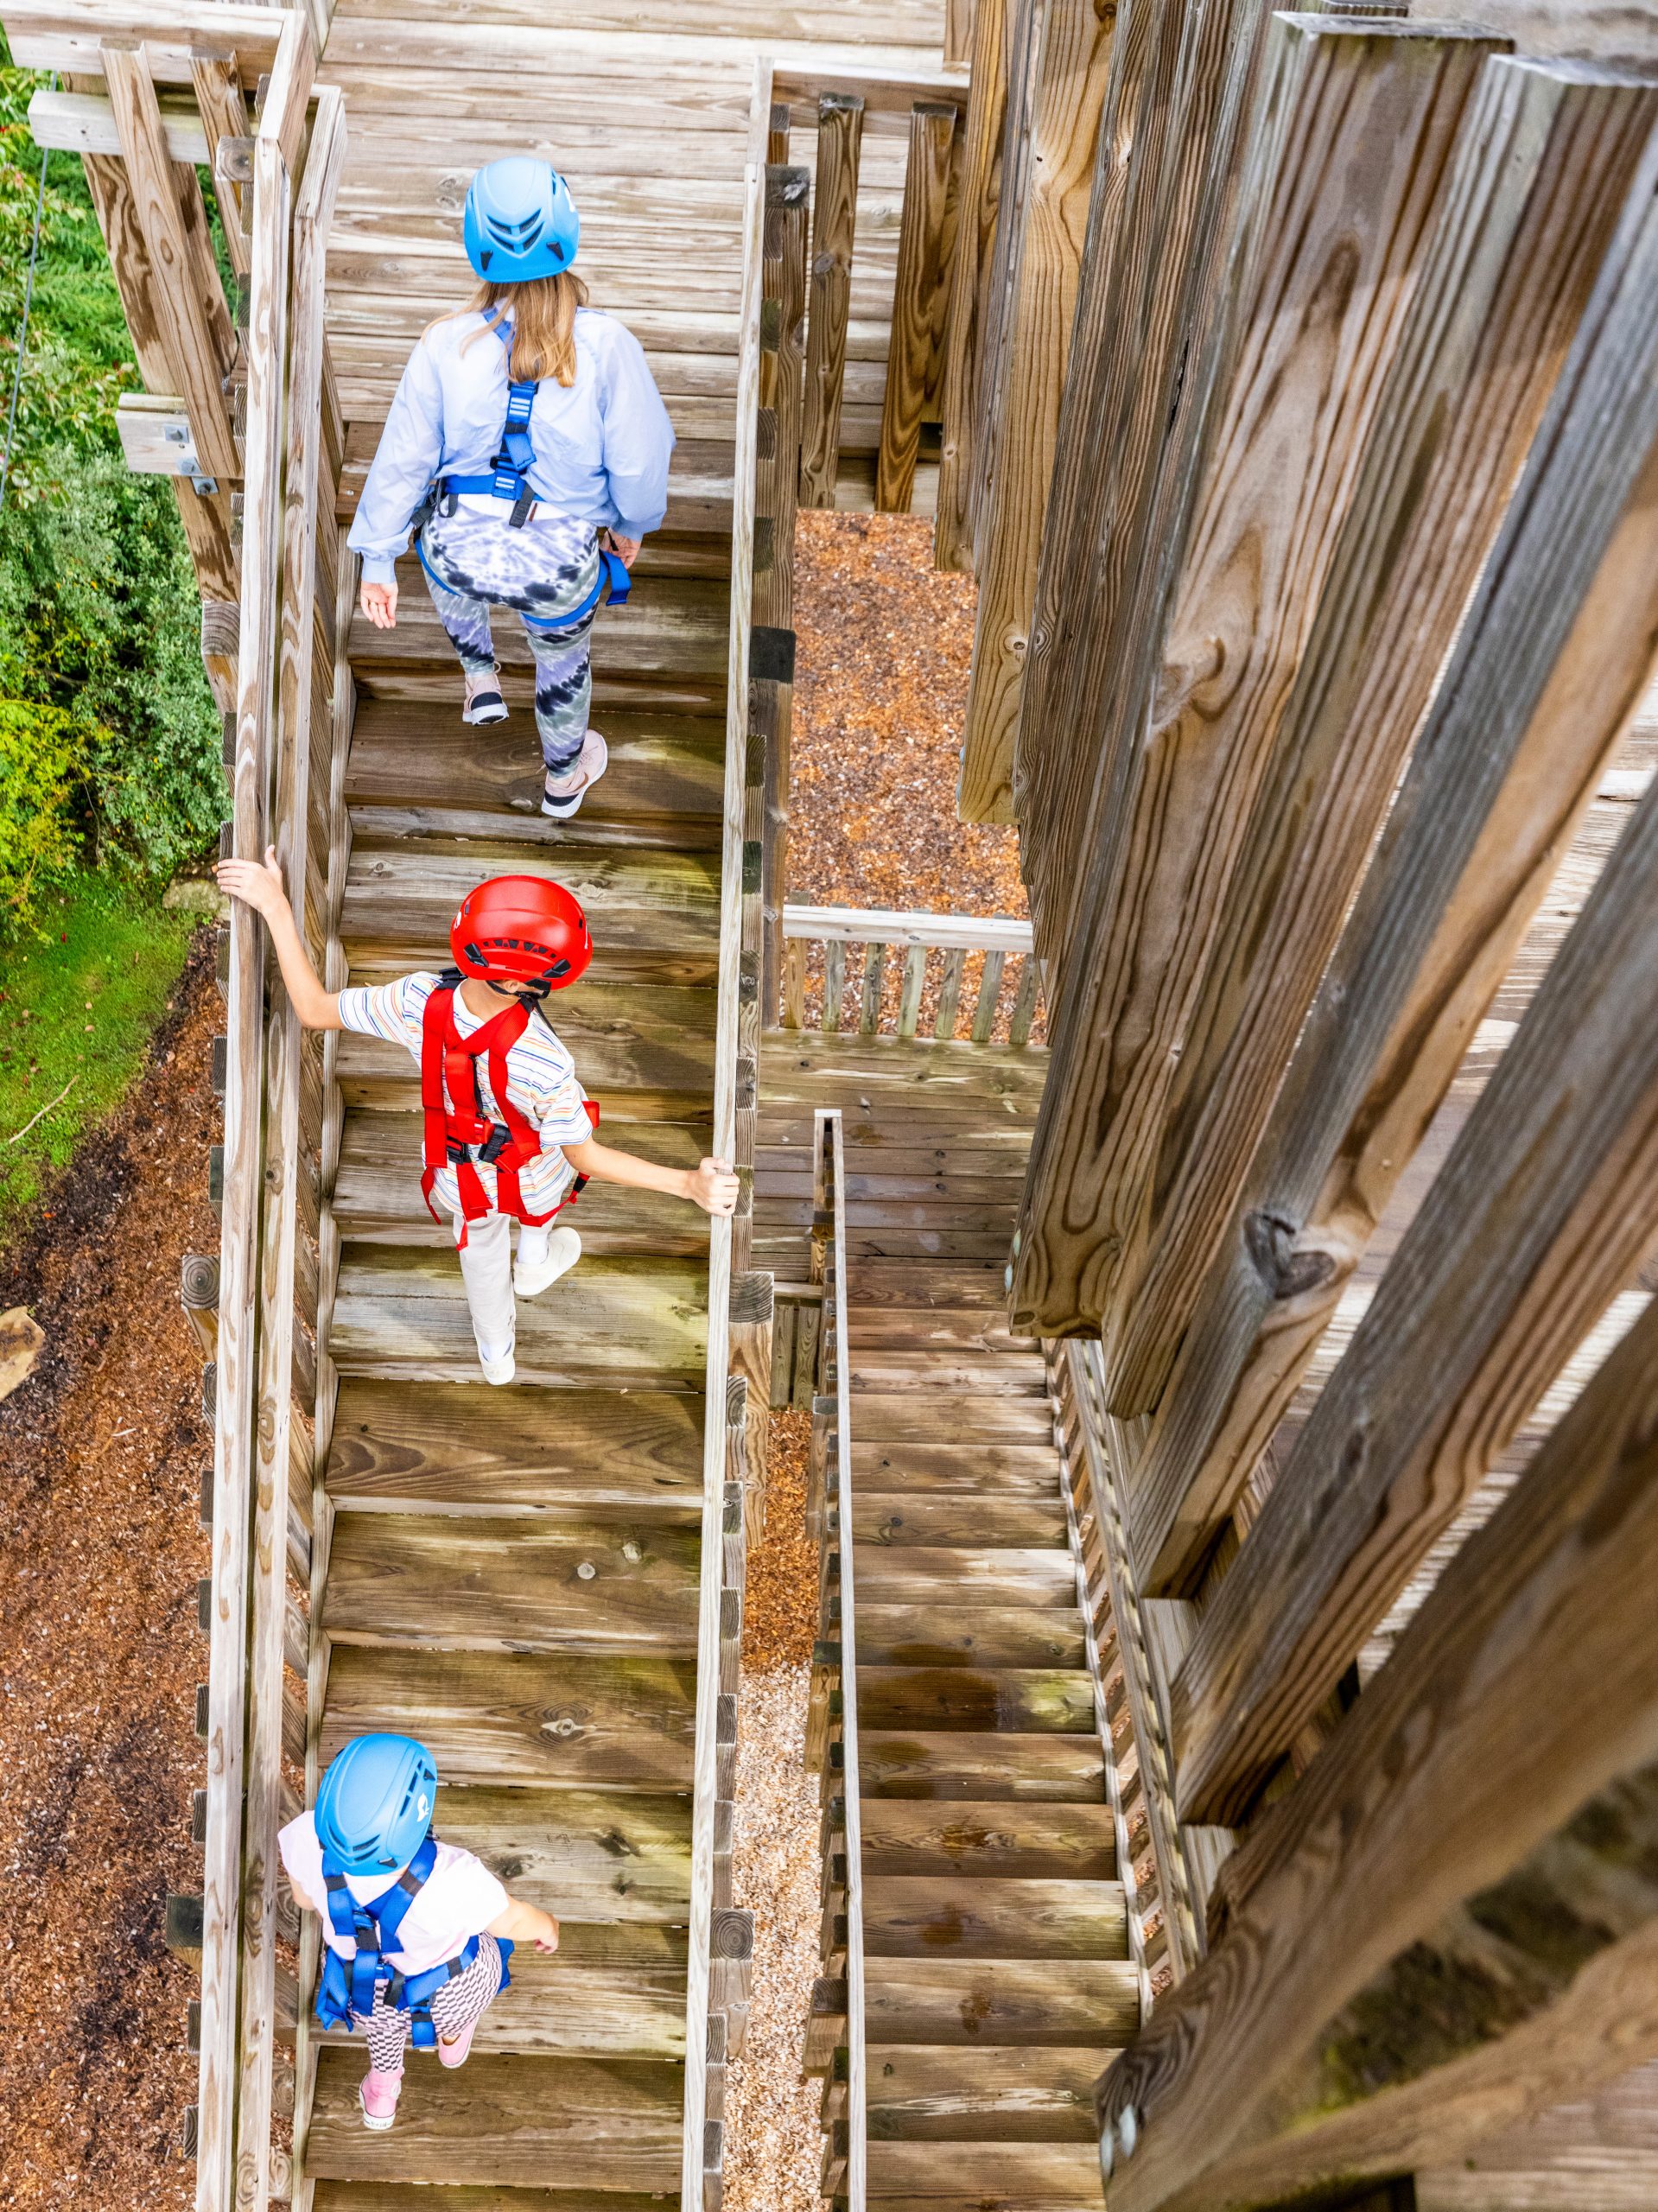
[347,156,675,821]
[279,1732,559,2130]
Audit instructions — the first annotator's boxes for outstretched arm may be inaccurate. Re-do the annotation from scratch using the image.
[216,847,342,1032]
[487,1894,560,1953]
[562,1135,738,1216]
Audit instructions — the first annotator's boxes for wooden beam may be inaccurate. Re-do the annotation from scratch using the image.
[754,162,809,631]
[1007,17,1506,1332]
[255,8,315,183]
[875,100,959,513]
[956,0,1114,822]
[102,41,237,481]
[933,0,1008,571]
[1415,2063,1658,2212]
[1110,60,1658,1414]
[943,0,975,74]
[196,126,289,2212]
[799,92,865,510]
[5,0,285,86]
[1097,1290,1658,2212]
[1129,121,1658,1603]
[27,81,207,160]
[190,54,251,279]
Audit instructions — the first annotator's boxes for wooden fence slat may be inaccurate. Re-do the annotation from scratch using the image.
[934,0,1009,570]
[860,941,887,1035]
[956,0,1115,822]
[103,41,238,480]
[943,0,975,73]
[1109,61,1658,1417]
[970,947,1005,1043]
[799,92,864,510]
[933,944,965,1039]
[1128,124,1658,1602]
[190,54,251,277]
[784,937,807,1030]
[1175,737,1658,1821]
[895,943,926,1039]
[1099,1293,1658,2212]
[755,162,809,629]
[1008,18,1505,1338]
[824,938,845,1032]
[1007,949,1039,1047]
[875,100,959,513]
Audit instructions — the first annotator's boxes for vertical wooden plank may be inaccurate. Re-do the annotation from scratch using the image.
[256,10,316,183]
[933,945,967,1039]
[824,938,845,1033]
[190,54,251,280]
[944,0,977,73]
[767,99,791,165]
[784,938,807,1030]
[935,0,1011,569]
[876,101,960,514]
[970,947,1006,1043]
[896,943,926,1039]
[755,626,796,1027]
[196,124,289,2212]
[860,942,887,1035]
[755,163,809,630]
[103,41,237,480]
[957,0,1115,821]
[731,1272,775,1544]
[800,92,865,511]
[1010,19,1505,1336]
[1007,950,1040,1047]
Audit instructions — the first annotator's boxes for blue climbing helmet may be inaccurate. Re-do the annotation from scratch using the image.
[463,157,580,284]
[314,1732,437,1876]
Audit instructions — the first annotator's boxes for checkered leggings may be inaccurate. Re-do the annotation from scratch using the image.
[418,503,600,774]
[353,1931,505,2075]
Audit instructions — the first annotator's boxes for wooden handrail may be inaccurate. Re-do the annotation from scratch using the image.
[784,901,1032,950]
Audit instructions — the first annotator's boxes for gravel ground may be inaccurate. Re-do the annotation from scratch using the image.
[0,936,216,2212]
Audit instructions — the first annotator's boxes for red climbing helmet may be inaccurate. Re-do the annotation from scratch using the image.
[449,874,592,994]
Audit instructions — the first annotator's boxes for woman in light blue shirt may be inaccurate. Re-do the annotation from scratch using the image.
[347,158,675,820]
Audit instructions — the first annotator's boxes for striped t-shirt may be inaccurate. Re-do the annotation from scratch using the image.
[338,971,594,1219]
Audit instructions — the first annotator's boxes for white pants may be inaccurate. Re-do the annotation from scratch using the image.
[452,1211,557,1363]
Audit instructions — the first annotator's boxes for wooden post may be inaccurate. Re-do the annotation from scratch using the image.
[753,625,796,1028]
[1096,1294,1658,2212]
[102,41,237,482]
[956,0,1115,820]
[935,0,1010,570]
[180,1252,219,1360]
[1009,18,1504,1329]
[189,53,251,279]
[876,102,960,514]
[755,163,809,632]
[800,92,864,511]
[944,0,976,72]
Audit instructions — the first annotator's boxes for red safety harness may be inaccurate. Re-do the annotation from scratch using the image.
[419,970,598,1244]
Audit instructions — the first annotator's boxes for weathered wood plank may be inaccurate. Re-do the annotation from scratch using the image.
[933,0,1008,569]
[865,1957,1139,2042]
[876,100,959,513]
[863,1874,1127,1958]
[800,92,865,507]
[1009,16,1505,1337]
[859,1795,1116,1879]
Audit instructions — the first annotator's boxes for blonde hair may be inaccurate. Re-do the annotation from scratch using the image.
[434,270,590,387]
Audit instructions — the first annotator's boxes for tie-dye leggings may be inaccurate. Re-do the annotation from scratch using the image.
[417,504,600,774]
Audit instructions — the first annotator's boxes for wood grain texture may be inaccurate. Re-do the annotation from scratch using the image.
[1099,1295,1658,2212]
[876,101,959,512]
[1110,61,1658,1417]
[1130,127,1658,1600]
[956,0,1113,822]
[933,0,1009,569]
[1009,18,1503,1335]
[800,92,866,506]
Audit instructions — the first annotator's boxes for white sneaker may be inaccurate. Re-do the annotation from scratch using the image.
[477,1333,516,1385]
[515,1224,581,1298]
[541,730,608,819]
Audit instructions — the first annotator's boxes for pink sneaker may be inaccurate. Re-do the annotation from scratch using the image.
[437,2018,479,2069]
[359,2068,403,2129]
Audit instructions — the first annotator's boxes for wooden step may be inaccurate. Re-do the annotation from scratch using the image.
[327,1377,703,1516]
[864,1960,1139,2047]
[345,694,721,840]
[845,1306,1034,1354]
[317,2187,672,2212]
[853,1494,1070,1548]
[318,1923,686,2058]
[324,1512,701,1656]
[425,1783,691,1922]
[850,1442,1058,1492]
[855,1550,1078,1611]
[336,981,716,1121]
[867,2143,1106,2202]
[857,1669,1097,1736]
[855,1604,1086,1670]
[845,1354,1049,1397]
[849,1395,1055,1443]
[306,2048,683,2189]
[341,836,719,984]
[862,1878,1128,1961]
[329,1248,708,1387]
[321,1645,695,1788]
[860,1732,1106,1803]
[866,2044,1106,2141]
[334,1112,708,1254]
[860,1800,1117,1883]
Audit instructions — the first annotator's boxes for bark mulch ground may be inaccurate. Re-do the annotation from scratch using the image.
[0,934,217,2212]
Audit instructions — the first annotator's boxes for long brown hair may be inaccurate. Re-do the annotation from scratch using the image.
[439,270,590,387]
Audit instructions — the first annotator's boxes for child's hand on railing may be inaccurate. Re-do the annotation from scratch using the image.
[216,844,289,919]
[685,1157,740,1216]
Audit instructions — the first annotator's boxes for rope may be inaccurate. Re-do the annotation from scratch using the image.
[0,74,57,516]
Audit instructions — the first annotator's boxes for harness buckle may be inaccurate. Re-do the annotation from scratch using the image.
[479,1122,512,1164]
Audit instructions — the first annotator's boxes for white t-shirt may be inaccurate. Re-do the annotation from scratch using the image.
[278,1810,510,1975]
[337,970,594,1220]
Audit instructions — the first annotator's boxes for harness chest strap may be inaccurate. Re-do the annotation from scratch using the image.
[316,1834,513,2047]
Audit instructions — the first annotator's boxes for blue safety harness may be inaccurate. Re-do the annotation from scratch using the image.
[420,320,631,631]
[314,1833,513,2047]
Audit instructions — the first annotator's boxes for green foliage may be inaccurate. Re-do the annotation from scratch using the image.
[0,868,196,1246]
[0,37,226,933]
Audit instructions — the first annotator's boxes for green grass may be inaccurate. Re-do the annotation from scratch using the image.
[0,869,198,1247]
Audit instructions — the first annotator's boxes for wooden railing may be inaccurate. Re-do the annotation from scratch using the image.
[778,905,1045,1047]
[801,1109,867,2210]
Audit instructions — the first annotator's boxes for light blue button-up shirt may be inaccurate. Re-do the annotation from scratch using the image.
[347,306,676,586]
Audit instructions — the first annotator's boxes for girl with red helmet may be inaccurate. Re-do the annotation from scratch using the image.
[218,850,737,1383]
